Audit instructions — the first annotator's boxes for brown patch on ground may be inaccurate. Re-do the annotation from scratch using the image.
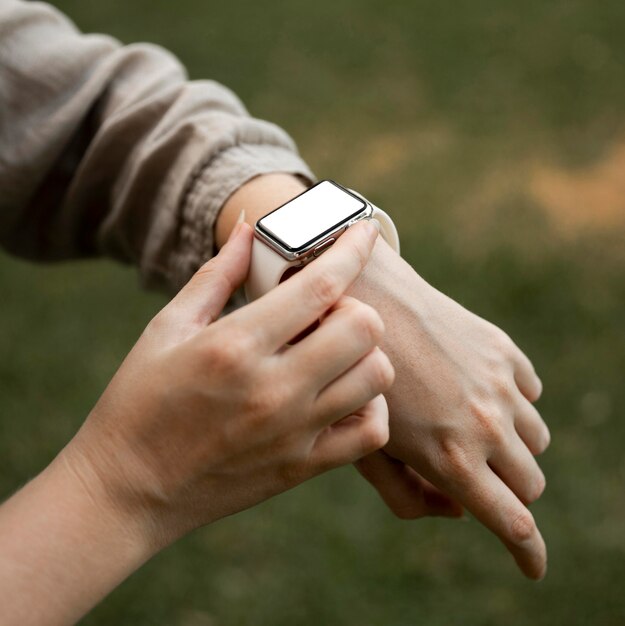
[303,123,454,186]
[455,138,625,248]
[530,142,625,235]
[350,126,454,183]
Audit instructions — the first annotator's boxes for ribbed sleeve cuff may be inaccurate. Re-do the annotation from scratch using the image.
[165,143,315,292]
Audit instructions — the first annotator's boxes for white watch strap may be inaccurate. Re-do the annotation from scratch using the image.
[244,238,293,302]
[347,188,400,256]
[245,192,400,303]
[371,205,400,255]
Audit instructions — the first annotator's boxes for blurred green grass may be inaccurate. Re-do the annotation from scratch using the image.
[2,0,625,624]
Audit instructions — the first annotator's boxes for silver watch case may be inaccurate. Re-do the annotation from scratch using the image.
[254,181,374,265]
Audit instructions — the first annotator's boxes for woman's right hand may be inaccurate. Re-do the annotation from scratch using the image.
[60,219,393,548]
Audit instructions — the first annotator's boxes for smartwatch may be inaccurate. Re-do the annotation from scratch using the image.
[245,180,400,302]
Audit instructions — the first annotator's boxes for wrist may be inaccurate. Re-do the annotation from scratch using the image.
[348,236,435,348]
[56,444,162,558]
[215,173,309,247]
[0,452,156,625]
[348,235,420,303]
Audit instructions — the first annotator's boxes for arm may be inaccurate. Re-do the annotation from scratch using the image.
[0,221,394,625]
[0,457,152,626]
[0,0,312,291]
[0,0,549,580]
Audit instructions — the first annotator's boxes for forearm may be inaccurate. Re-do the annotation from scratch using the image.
[0,0,312,291]
[0,454,154,626]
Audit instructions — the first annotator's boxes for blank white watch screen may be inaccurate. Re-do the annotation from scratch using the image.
[258,180,366,251]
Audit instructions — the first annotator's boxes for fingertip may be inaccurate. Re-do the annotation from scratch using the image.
[367,217,381,236]
[525,558,547,581]
[364,218,380,248]
[517,531,547,581]
[371,393,390,429]
[348,218,379,254]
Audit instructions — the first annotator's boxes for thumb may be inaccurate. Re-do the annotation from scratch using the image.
[169,221,254,325]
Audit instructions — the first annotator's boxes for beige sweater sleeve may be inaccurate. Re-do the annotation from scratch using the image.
[0,0,314,291]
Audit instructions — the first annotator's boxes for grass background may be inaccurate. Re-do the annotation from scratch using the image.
[2,0,625,623]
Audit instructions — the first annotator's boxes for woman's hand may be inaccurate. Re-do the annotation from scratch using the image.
[0,219,393,626]
[62,219,394,548]
[350,238,550,580]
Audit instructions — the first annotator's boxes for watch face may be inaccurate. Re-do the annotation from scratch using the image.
[257,180,367,253]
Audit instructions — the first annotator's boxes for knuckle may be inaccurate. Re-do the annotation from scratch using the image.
[310,270,341,308]
[201,341,234,368]
[368,351,395,392]
[531,375,543,401]
[508,510,537,545]
[362,418,390,452]
[438,436,474,481]
[192,260,233,298]
[468,400,506,444]
[528,424,550,456]
[201,329,255,373]
[526,472,546,503]
[194,258,228,288]
[245,387,285,419]
[351,303,385,345]
[243,395,270,422]
[226,328,256,359]
[492,327,515,354]
[489,373,512,399]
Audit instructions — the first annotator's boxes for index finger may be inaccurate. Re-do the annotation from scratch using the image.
[235,219,380,351]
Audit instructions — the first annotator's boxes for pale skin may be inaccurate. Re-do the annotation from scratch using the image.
[0,173,549,624]
[0,221,395,625]
[217,173,550,580]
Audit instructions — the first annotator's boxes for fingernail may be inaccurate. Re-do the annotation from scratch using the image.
[236,209,246,225]
[227,214,246,243]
